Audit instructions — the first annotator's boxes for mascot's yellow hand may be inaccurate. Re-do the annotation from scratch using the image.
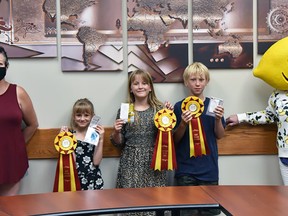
[253,37,288,90]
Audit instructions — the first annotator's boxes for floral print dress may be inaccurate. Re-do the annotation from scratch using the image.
[243,90,288,156]
[75,140,104,190]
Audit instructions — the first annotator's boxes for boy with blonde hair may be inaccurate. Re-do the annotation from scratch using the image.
[173,62,225,215]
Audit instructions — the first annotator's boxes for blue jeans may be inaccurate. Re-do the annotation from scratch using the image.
[175,175,221,216]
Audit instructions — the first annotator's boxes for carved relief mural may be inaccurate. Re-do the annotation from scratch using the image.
[192,0,253,69]
[257,0,288,54]
[59,0,123,71]
[127,0,188,83]
[0,0,57,58]
[0,0,280,79]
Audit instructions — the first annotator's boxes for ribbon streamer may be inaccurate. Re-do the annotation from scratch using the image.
[151,109,177,170]
[53,131,81,192]
[181,96,210,157]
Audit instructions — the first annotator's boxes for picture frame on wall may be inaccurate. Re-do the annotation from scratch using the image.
[257,0,288,54]
[0,0,57,58]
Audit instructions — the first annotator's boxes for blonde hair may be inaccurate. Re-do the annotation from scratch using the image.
[70,98,94,129]
[183,62,210,84]
[128,69,163,111]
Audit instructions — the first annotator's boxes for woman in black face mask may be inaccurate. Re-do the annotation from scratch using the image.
[0,46,38,196]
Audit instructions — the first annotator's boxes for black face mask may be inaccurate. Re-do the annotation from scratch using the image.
[0,67,6,80]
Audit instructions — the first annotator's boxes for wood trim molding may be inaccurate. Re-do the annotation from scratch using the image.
[218,124,277,155]
[26,124,277,159]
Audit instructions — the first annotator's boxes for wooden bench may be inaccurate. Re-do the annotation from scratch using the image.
[26,124,278,159]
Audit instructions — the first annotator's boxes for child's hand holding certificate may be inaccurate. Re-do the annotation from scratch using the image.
[207,97,224,117]
[84,115,101,146]
[120,103,134,123]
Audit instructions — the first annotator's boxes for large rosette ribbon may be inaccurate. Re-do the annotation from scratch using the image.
[181,96,210,157]
[151,109,177,170]
[53,131,81,192]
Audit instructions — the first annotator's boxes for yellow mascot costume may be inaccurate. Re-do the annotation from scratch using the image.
[227,36,288,185]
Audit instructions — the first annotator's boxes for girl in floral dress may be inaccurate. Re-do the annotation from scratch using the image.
[61,98,104,190]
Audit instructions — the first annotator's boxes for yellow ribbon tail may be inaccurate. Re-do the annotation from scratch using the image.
[189,121,195,157]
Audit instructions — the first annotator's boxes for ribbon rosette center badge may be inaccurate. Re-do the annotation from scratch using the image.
[53,131,81,192]
[55,132,77,154]
[181,96,210,157]
[151,109,177,171]
[155,110,175,131]
[182,96,204,118]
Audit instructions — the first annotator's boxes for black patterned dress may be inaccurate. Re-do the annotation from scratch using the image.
[75,140,104,190]
[113,107,167,189]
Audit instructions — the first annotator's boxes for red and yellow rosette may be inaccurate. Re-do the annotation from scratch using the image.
[181,96,210,157]
[151,109,177,170]
[53,131,81,192]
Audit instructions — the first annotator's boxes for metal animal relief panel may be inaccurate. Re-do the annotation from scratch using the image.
[60,0,123,72]
[127,0,189,83]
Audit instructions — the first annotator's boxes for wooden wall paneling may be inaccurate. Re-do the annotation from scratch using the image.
[26,124,277,159]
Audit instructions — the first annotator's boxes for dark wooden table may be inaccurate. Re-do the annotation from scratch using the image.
[201,185,288,216]
[0,186,218,216]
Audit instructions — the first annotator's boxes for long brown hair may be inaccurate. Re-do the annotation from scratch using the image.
[128,69,163,112]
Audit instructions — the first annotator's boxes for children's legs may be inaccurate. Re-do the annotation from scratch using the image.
[0,181,21,196]
[279,159,288,186]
